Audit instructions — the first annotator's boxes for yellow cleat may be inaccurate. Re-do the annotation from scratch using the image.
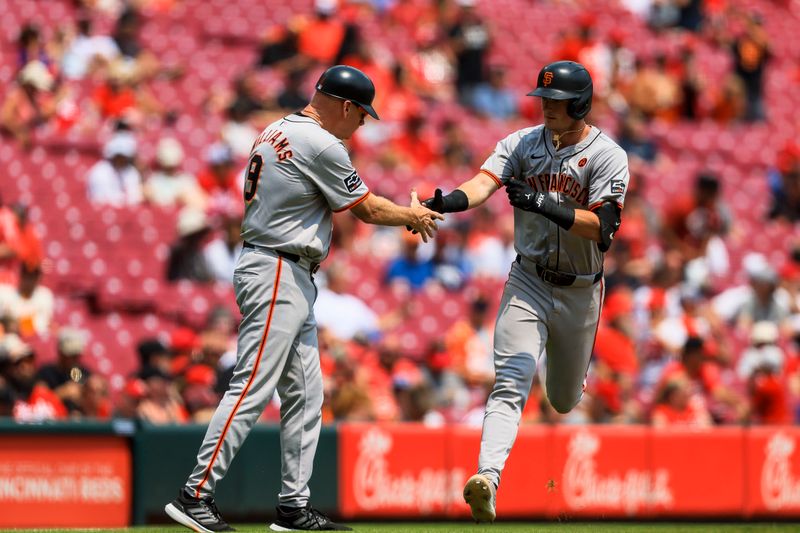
[463,474,496,523]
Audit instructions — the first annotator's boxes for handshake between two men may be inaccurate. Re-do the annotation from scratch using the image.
[406,179,545,239]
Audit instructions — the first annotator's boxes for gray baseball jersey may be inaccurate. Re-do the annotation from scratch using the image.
[182,113,368,508]
[481,125,628,274]
[241,113,370,264]
[472,125,629,489]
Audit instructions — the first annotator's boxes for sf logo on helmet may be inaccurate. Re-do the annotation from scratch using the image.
[543,72,554,86]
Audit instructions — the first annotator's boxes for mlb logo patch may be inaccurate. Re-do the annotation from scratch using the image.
[344,171,363,193]
[611,179,625,195]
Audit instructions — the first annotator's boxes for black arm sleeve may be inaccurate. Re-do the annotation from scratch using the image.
[595,201,622,252]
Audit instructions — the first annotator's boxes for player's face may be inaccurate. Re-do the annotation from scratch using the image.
[541,98,572,132]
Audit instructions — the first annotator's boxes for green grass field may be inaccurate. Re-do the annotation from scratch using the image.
[3,523,800,533]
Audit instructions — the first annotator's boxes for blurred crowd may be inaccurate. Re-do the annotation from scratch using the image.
[1,0,800,427]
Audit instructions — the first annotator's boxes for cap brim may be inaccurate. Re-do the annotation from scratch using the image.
[527,87,576,99]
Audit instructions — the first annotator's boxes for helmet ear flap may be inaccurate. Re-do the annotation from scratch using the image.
[567,92,592,120]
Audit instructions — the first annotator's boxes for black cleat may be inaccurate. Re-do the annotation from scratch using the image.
[269,505,352,531]
[165,488,236,532]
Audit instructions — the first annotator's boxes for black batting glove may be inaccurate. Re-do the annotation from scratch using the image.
[506,179,576,230]
[506,179,543,213]
[421,188,446,213]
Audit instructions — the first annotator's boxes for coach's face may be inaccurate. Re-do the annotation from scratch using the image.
[337,100,368,140]
[541,97,572,132]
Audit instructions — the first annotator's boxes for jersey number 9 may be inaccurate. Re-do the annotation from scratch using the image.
[244,154,263,203]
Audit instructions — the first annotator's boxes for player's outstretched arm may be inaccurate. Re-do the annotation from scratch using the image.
[351,190,444,243]
[423,172,500,213]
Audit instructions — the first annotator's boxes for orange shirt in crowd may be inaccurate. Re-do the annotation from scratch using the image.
[298,18,345,63]
[651,398,711,427]
[93,84,137,119]
[750,373,791,424]
[593,326,639,376]
[13,385,68,422]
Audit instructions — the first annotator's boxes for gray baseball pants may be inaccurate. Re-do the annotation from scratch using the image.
[477,259,604,487]
[185,247,322,508]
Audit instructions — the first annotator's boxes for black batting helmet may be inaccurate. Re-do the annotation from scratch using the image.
[528,61,593,120]
[315,65,380,120]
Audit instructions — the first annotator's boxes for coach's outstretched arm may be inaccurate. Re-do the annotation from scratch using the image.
[352,189,444,243]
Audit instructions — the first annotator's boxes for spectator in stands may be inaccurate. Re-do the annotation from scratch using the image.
[385,231,436,291]
[181,364,219,423]
[662,172,731,278]
[767,145,800,222]
[314,260,380,341]
[730,13,771,122]
[77,375,112,419]
[92,58,163,122]
[166,208,214,283]
[114,378,146,419]
[464,207,515,279]
[626,55,682,121]
[736,257,793,332]
[406,24,455,102]
[169,327,200,377]
[445,295,494,388]
[650,373,712,427]
[136,367,189,424]
[0,60,58,148]
[37,328,91,414]
[429,228,471,290]
[144,137,205,209]
[16,23,55,71]
[448,0,491,104]
[112,7,160,79]
[441,120,474,168]
[297,0,346,65]
[0,264,54,338]
[61,16,119,79]
[617,112,659,164]
[1,334,67,422]
[8,203,43,272]
[738,321,786,381]
[277,68,310,111]
[197,142,241,215]
[221,101,260,159]
[258,22,301,69]
[87,132,144,206]
[330,379,375,421]
[668,336,747,423]
[373,64,423,126]
[588,288,641,423]
[203,212,243,284]
[135,337,172,379]
[384,113,438,173]
[469,67,518,120]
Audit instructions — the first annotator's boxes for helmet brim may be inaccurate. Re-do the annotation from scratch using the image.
[527,87,578,99]
[359,103,380,120]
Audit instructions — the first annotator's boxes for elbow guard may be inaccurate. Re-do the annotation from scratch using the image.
[595,202,622,252]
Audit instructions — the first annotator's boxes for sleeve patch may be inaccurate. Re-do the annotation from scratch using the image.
[611,179,625,195]
[344,171,363,193]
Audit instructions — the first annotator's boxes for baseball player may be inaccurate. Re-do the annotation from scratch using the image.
[165,65,443,533]
[419,61,629,522]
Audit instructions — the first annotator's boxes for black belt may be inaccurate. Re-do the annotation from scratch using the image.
[243,242,320,275]
[515,255,602,287]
